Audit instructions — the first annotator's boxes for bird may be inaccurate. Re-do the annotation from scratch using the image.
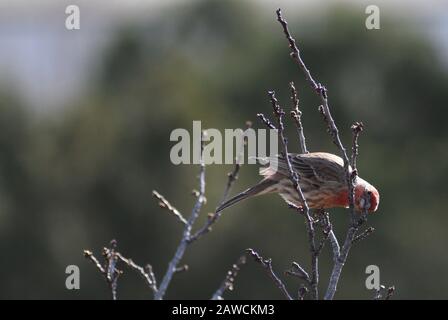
[215,152,379,214]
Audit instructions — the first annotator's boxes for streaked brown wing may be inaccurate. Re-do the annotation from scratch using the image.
[295,153,346,183]
[271,153,346,185]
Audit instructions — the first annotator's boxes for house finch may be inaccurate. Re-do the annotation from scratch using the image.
[216,152,379,213]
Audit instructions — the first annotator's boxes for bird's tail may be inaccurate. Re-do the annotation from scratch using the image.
[215,178,277,213]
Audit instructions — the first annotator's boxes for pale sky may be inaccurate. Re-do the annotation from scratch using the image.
[0,0,446,114]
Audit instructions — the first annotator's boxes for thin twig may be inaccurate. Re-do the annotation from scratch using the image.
[246,248,293,300]
[152,190,187,225]
[104,240,120,300]
[115,252,158,294]
[289,82,308,154]
[189,122,251,243]
[276,9,325,97]
[315,211,332,255]
[325,202,369,300]
[154,132,206,300]
[84,240,153,300]
[351,122,364,169]
[316,207,340,263]
[212,255,247,300]
[268,90,319,300]
[85,247,121,300]
[257,113,277,130]
[84,250,105,274]
[219,121,252,204]
[352,227,375,244]
[84,247,120,300]
[220,164,241,204]
[316,232,330,256]
[324,121,368,299]
[328,231,341,262]
[285,261,311,284]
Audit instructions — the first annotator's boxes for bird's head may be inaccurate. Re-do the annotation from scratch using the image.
[354,178,380,213]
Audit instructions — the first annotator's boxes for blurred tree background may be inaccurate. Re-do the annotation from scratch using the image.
[0,0,447,299]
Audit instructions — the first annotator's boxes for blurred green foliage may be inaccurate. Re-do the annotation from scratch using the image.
[0,0,447,299]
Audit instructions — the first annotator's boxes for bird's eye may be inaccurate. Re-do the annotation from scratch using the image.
[367,191,372,196]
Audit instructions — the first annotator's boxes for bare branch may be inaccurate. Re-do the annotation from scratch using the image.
[154,132,206,300]
[115,252,158,294]
[257,113,277,130]
[152,190,187,225]
[276,9,324,96]
[289,82,308,154]
[276,7,352,197]
[103,240,121,300]
[315,211,333,255]
[84,240,152,300]
[315,209,340,262]
[268,90,319,300]
[84,8,385,301]
[85,127,239,300]
[328,230,341,262]
[324,120,367,299]
[315,233,330,256]
[351,122,364,169]
[352,227,375,244]
[220,162,241,204]
[84,250,105,274]
[189,122,251,243]
[325,201,369,300]
[212,255,247,300]
[246,248,293,300]
[285,261,311,284]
